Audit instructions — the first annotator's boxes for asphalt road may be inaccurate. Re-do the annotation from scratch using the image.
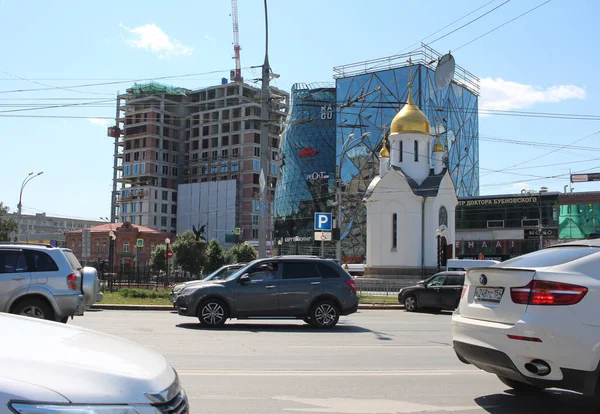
[73,310,599,414]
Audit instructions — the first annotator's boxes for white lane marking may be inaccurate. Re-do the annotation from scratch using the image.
[273,396,479,413]
[178,369,483,377]
[289,345,449,349]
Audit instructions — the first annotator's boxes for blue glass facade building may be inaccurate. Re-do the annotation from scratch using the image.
[273,83,337,254]
[335,49,480,262]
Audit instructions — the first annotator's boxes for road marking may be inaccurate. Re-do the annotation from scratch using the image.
[289,345,450,349]
[177,369,484,377]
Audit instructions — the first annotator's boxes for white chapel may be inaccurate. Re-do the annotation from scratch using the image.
[363,81,458,276]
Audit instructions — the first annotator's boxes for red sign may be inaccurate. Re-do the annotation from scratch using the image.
[107,126,120,138]
[298,147,318,158]
[166,249,174,259]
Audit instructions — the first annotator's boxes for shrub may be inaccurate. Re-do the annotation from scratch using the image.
[118,288,170,299]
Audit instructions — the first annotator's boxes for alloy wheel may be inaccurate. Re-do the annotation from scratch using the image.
[404,296,416,312]
[20,306,45,319]
[201,302,225,325]
[314,304,337,326]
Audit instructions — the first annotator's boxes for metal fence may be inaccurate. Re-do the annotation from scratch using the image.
[355,278,419,297]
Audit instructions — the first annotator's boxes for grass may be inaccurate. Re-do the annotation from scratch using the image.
[99,289,399,306]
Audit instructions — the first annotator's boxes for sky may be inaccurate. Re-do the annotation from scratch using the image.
[1,0,599,221]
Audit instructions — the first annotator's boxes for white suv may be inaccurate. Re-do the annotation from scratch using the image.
[0,243,102,322]
[1,313,188,413]
[453,239,600,399]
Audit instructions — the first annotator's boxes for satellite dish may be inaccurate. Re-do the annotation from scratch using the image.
[434,53,456,90]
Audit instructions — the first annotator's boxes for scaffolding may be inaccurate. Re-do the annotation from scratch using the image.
[129,81,188,97]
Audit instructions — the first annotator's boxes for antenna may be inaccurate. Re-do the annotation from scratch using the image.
[231,0,243,82]
[434,52,456,90]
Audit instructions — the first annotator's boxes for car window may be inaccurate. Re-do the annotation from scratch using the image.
[62,250,82,271]
[247,262,278,281]
[444,275,464,286]
[281,262,320,280]
[0,250,28,273]
[427,275,446,287]
[214,268,240,280]
[498,246,599,268]
[316,263,341,279]
[27,251,59,272]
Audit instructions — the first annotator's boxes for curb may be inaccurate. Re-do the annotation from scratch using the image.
[91,303,404,311]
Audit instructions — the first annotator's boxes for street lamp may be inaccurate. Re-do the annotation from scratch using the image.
[165,237,171,286]
[17,171,44,242]
[335,132,372,261]
[108,230,116,289]
[436,227,442,272]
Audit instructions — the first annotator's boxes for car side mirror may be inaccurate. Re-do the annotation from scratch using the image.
[417,280,425,286]
[239,274,250,284]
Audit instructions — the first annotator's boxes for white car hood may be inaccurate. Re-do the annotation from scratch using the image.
[0,314,176,404]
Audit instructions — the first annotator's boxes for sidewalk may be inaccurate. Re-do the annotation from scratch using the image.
[91,303,404,311]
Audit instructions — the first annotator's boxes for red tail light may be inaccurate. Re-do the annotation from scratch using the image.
[344,279,357,293]
[67,273,78,291]
[511,280,587,306]
[461,285,467,299]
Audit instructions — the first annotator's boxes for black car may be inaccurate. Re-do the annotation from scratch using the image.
[397,271,465,312]
[175,257,359,328]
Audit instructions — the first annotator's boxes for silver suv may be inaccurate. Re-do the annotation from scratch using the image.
[0,243,102,322]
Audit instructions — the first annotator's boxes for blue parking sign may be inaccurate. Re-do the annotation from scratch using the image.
[314,213,332,231]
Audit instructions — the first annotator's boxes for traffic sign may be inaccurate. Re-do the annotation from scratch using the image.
[314,231,332,241]
[136,238,144,248]
[234,227,241,236]
[166,249,174,259]
[314,213,333,231]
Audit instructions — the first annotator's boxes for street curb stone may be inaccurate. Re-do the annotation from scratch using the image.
[91,303,404,311]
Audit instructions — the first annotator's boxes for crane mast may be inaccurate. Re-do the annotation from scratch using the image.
[231,0,242,82]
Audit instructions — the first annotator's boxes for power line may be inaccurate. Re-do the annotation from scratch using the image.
[454,0,553,52]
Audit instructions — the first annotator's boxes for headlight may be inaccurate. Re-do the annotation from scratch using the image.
[9,403,151,413]
[172,284,184,294]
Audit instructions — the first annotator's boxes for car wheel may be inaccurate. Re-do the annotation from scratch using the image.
[12,299,54,321]
[303,317,317,327]
[497,376,545,393]
[60,316,69,324]
[404,295,418,312]
[197,299,228,327]
[310,300,340,328]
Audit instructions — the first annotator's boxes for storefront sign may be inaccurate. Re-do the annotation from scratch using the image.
[284,236,312,242]
[298,147,318,158]
[457,197,538,207]
[306,172,330,181]
[571,173,600,183]
[524,227,558,240]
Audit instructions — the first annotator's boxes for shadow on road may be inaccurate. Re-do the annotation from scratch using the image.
[85,309,103,312]
[475,389,598,413]
[176,322,372,333]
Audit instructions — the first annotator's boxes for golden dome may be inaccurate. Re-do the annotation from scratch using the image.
[379,138,390,158]
[433,139,444,152]
[390,86,431,135]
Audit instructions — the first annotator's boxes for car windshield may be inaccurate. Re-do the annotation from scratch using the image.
[202,266,229,281]
[225,260,261,281]
[208,267,241,281]
[497,246,600,268]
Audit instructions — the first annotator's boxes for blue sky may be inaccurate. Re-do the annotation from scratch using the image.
[1,0,598,220]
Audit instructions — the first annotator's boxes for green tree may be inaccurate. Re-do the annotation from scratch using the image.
[0,202,17,242]
[150,244,168,272]
[230,242,257,263]
[205,238,226,273]
[172,231,206,276]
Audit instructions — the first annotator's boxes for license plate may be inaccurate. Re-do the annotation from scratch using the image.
[474,287,504,302]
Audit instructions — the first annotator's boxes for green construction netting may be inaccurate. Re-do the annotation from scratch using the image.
[559,203,600,239]
[130,81,187,97]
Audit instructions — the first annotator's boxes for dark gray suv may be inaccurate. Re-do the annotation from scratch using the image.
[175,257,359,328]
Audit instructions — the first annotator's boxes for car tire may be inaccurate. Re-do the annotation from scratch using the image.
[60,316,69,324]
[404,295,418,312]
[303,317,317,327]
[197,299,228,327]
[12,298,54,321]
[497,375,545,393]
[310,300,340,328]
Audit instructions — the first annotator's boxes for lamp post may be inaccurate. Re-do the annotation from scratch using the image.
[165,237,171,286]
[108,230,116,290]
[336,132,371,261]
[435,228,442,272]
[17,171,44,242]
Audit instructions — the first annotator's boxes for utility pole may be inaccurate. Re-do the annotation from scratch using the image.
[258,0,270,258]
[336,180,342,260]
[110,93,120,223]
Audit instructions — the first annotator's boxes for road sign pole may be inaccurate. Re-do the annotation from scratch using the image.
[320,240,324,258]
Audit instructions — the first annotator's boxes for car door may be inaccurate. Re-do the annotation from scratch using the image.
[0,249,31,312]
[442,274,465,309]
[418,274,446,308]
[234,261,279,316]
[278,261,323,316]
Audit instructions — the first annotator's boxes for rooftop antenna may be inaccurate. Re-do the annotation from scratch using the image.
[434,52,456,90]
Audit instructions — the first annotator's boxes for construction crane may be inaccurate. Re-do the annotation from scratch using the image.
[231,0,243,82]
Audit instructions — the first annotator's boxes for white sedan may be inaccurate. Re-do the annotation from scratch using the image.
[1,313,188,413]
[453,239,600,399]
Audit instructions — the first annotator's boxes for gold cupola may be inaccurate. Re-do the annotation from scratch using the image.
[379,137,390,158]
[390,84,431,135]
[433,138,444,152]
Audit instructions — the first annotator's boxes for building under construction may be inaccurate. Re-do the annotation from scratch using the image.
[109,80,289,245]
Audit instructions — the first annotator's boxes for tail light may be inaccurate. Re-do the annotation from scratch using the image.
[461,285,467,299]
[511,280,587,306]
[344,279,357,293]
[67,273,78,291]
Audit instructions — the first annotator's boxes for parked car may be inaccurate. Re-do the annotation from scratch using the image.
[398,271,465,312]
[445,258,500,271]
[169,263,245,305]
[453,239,600,399]
[176,257,358,328]
[0,243,102,322]
[0,313,188,413]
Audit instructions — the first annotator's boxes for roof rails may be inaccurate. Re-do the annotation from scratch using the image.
[0,242,55,248]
